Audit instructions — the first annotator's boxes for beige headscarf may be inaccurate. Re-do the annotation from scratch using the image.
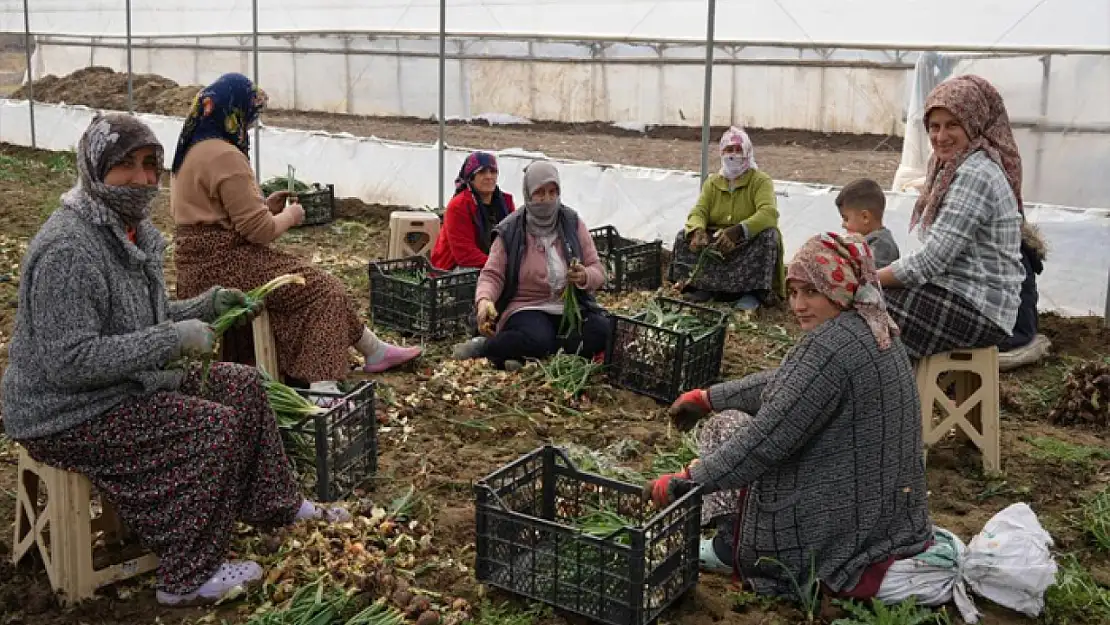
[521,160,561,238]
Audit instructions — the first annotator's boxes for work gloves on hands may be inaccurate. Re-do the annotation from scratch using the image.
[645,461,699,508]
[712,224,746,255]
[175,319,215,356]
[212,287,262,327]
[669,388,712,431]
[688,229,710,252]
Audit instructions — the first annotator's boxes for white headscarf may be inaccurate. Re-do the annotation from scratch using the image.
[719,126,758,181]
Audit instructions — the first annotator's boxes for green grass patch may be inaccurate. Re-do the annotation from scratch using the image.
[731,589,780,612]
[1044,554,1110,624]
[831,598,952,625]
[1068,488,1110,552]
[1004,360,1072,413]
[1025,436,1110,469]
[472,600,549,625]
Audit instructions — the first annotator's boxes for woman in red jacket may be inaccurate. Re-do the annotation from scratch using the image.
[430,151,516,270]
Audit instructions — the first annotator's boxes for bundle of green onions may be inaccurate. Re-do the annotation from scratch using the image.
[574,508,638,545]
[259,175,311,197]
[261,371,323,470]
[650,427,700,475]
[558,259,585,338]
[243,579,407,625]
[172,273,306,391]
[534,352,602,397]
[642,299,715,338]
[210,273,307,335]
[389,269,428,285]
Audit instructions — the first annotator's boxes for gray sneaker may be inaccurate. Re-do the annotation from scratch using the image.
[999,334,1052,372]
[452,336,488,360]
[733,294,761,311]
[504,359,524,372]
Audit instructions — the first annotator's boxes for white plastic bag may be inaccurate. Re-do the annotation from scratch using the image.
[962,503,1058,619]
[876,503,1057,623]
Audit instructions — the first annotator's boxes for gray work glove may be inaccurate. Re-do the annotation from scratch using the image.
[175,319,215,356]
[212,287,261,326]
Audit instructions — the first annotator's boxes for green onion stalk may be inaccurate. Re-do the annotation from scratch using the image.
[558,259,585,338]
[575,507,637,545]
[242,578,406,625]
[260,371,323,470]
[687,245,724,285]
[535,352,602,397]
[169,273,307,391]
[643,299,713,338]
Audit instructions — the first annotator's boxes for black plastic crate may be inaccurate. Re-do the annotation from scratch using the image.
[590,226,664,293]
[297,183,336,227]
[605,297,728,403]
[475,446,701,625]
[287,382,377,502]
[368,256,479,339]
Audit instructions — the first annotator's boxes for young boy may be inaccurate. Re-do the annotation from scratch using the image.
[835,178,900,269]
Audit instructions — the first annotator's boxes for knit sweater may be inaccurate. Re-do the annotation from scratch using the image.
[170,139,282,245]
[690,311,932,598]
[1,207,217,440]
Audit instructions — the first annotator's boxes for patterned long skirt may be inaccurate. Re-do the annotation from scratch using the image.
[696,410,753,527]
[21,363,301,594]
[174,225,364,382]
[884,283,1008,361]
[670,228,780,299]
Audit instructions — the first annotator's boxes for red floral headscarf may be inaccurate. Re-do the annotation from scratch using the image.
[786,232,900,350]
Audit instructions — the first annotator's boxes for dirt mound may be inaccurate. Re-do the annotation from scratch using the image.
[13,66,200,117]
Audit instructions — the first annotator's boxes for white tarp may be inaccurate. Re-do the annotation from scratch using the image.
[0,99,1106,317]
[895,53,1110,209]
[2,1,1108,49]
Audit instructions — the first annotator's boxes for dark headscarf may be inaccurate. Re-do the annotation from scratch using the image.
[62,113,163,226]
[455,151,509,254]
[171,73,268,173]
[912,75,1023,232]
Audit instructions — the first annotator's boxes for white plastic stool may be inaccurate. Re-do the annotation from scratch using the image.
[12,447,159,605]
[916,346,1001,472]
[387,211,441,259]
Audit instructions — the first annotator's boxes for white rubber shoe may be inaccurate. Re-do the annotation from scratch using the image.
[156,560,263,607]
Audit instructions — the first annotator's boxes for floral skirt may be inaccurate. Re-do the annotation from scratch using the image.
[22,363,301,594]
[696,410,753,526]
[670,228,779,299]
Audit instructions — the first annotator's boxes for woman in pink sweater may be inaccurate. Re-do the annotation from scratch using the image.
[453,161,610,370]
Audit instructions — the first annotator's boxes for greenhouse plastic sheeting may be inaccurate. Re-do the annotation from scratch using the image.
[2,0,1108,49]
[0,99,1106,317]
[27,35,914,135]
[895,53,1110,209]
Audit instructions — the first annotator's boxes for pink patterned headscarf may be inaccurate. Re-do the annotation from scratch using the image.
[786,232,900,350]
[911,74,1023,232]
[718,126,758,180]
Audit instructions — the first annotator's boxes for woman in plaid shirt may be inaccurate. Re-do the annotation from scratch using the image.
[876,75,1026,360]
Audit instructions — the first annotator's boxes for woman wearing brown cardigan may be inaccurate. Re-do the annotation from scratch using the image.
[170,73,420,387]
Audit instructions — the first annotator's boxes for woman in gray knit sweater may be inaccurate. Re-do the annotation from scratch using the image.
[648,232,932,601]
[1,114,342,607]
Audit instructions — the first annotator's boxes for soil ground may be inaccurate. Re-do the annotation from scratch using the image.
[11,67,903,188]
[0,117,1107,623]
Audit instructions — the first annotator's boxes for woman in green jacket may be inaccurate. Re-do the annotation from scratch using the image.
[672,127,785,310]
